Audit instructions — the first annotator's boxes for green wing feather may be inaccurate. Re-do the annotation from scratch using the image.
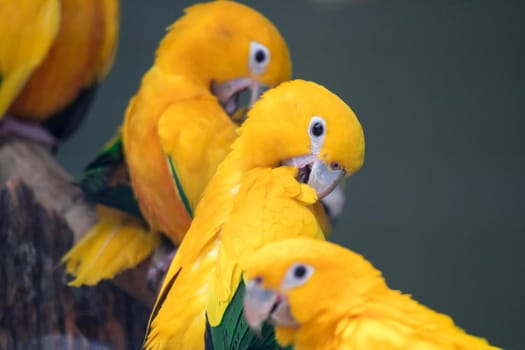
[80,134,194,220]
[79,132,143,217]
[167,155,193,218]
[205,281,292,350]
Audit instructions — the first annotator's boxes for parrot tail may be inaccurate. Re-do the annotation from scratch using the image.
[61,205,160,286]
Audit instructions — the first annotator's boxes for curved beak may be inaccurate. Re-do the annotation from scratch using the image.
[211,77,269,123]
[243,280,279,335]
[308,160,345,199]
[243,280,299,335]
[283,155,346,200]
[321,184,345,224]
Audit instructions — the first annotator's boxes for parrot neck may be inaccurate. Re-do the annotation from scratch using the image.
[275,319,342,350]
[279,274,389,349]
[213,148,253,182]
[228,136,282,171]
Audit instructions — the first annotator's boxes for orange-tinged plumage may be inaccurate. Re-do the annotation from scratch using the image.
[145,80,365,349]
[123,0,291,243]
[0,0,119,121]
[244,238,501,350]
[62,0,291,286]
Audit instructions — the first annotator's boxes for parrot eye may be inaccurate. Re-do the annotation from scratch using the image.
[308,116,327,154]
[308,116,326,139]
[311,122,324,137]
[249,41,270,75]
[282,263,314,289]
[255,50,266,63]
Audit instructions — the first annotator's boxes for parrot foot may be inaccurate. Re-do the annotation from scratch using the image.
[0,115,56,150]
[146,249,177,292]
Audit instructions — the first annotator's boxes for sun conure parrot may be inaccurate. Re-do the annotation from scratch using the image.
[144,79,365,350]
[243,237,501,350]
[61,0,292,287]
[0,0,119,147]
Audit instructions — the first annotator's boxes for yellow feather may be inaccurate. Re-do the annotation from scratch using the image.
[0,0,60,117]
[157,98,237,211]
[62,206,159,286]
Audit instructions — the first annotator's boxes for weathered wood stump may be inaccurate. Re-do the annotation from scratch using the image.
[0,137,162,349]
[0,178,75,349]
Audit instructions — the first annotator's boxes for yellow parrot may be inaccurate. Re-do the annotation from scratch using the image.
[0,0,119,146]
[145,79,365,349]
[62,0,292,286]
[244,237,501,350]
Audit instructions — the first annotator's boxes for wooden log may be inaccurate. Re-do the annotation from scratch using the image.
[0,178,76,349]
[0,136,96,242]
[0,136,159,307]
[0,136,162,349]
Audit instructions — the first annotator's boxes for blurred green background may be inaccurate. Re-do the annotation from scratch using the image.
[56,1,524,348]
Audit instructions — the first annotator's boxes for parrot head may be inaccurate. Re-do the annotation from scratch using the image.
[237,79,365,201]
[156,0,291,122]
[243,237,382,344]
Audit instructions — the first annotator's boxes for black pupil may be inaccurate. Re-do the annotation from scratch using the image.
[294,265,307,279]
[311,122,324,137]
[255,50,266,63]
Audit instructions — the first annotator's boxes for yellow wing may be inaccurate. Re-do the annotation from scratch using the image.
[146,166,324,349]
[0,0,60,117]
[158,98,238,212]
[123,69,210,243]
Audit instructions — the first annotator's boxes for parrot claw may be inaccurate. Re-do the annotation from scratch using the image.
[146,249,177,292]
[0,115,56,150]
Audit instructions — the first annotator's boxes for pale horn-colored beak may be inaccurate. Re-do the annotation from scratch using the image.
[243,280,299,335]
[308,159,346,199]
[283,155,346,200]
[320,183,345,224]
[243,280,279,335]
[211,78,269,122]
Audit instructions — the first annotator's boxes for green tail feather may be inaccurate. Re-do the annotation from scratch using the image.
[79,133,143,217]
[205,281,292,350]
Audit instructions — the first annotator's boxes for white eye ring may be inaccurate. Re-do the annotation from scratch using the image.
[308,116,326,154]
[282,263,315,290]
[249,41,270,75]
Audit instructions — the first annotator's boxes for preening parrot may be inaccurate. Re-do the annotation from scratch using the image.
[144,79,365,350]
[62,0,292,287]
[0,0,119,146]
[243,237,501,350]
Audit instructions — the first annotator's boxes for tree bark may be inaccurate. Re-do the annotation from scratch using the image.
[0,136,161,349]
